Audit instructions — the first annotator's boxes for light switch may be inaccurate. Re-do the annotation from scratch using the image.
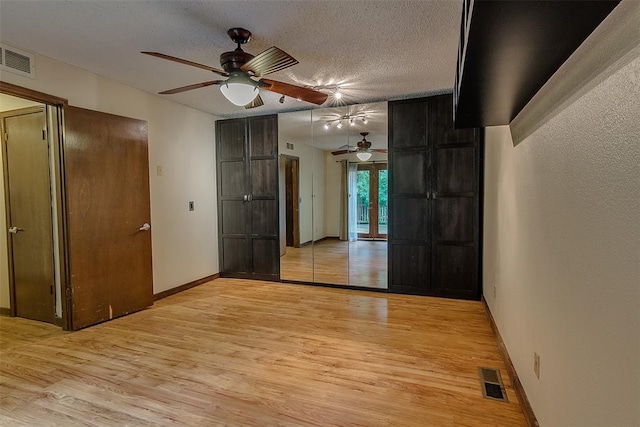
[156,165,163,176]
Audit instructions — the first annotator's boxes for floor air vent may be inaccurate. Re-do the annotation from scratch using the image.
[478,367,508,402]
[0,44,36,79]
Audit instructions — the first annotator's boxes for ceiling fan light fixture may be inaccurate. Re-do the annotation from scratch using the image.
[220,82,259,106]
[334,87,342,100]
[219,72,259,106]
[337,120,343,129]
[362,116,368,124]
[356,151,372,161]
[324,123,330,130]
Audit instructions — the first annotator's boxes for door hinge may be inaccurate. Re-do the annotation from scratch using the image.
[3,133,7,142]
[50,285,54,295]
[65,287,72,299]
[42,129,47,140]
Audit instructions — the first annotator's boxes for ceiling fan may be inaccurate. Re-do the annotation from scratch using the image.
[142,28,329,109]
[331,132,388,161]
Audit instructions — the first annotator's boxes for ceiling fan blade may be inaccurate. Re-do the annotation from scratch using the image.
[261,78,328,105]
[331,149,351,156]
[142,52,228,76]
[241,46,298,77]
[158,80,224,95]
[244,94,264,109]
[371,149,388,153]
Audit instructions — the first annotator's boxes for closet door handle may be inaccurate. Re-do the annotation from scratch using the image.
[248,194,253,202]
[243,194,248,202]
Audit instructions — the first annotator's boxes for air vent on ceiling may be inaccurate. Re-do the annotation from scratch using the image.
[0,44,36,79]
[478,367,508,402]
[286,142,294,150]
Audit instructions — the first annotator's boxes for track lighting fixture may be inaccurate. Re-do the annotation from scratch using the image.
[334,87,342,100]
[362,116,368,124]
[336,120,343,129]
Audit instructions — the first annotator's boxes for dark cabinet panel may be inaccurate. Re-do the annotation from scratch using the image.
[389,95,482,300]
[216,115,279,281]
[390,101,428,149]
[251,200,278,236]
[222,238,247,273]
[251,158,277,197]
[432,246,476,297]
[392,151,429,196]
[218,120,245,159]
[390,244,429,292]
[391,198,429,241]
[220,161,244,196]
[251,239,279,276]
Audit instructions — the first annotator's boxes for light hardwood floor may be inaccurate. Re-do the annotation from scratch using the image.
[281,239,388,289]
[0,279,526,426]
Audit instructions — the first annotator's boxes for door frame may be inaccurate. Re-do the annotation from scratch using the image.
[0,81,71,330]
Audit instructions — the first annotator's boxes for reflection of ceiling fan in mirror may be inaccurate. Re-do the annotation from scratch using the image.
[331,132,388,161]
[142,28,329,109]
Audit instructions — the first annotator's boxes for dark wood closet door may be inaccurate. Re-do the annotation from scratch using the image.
[247,115,279,279]
[388,95,482,300]
[65,106,153,330]
[217,118,248,275]
[430,95,481,299]
[388,99,432,294]
[216,115,279,281]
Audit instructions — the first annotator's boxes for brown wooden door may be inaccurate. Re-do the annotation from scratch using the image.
[3,108,55,323]
[64,106,152,330]
[284,156,300,248]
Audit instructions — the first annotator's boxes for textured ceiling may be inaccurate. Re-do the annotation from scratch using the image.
[0,1,461,118]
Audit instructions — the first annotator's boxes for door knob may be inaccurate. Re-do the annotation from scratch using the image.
[8,226,24,234]
[138,223,151,231]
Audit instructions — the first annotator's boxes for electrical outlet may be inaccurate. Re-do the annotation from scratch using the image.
[189,201,195,211]
[534,352,541,379]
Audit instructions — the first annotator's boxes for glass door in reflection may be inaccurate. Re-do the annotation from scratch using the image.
[356,163,388,240]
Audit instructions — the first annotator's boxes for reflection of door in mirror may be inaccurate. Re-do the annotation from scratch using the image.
[278,111,314,283]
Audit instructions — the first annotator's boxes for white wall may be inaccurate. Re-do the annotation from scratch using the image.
[324,152,342,237]
[483,3,640,426]
[312,148,326,240]
[0,49,219,296]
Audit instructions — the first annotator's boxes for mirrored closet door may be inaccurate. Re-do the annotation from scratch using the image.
[278,102,388,289]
